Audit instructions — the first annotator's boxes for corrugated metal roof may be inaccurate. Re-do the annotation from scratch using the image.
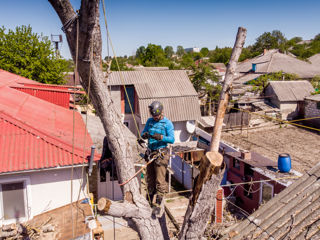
[108,70,197,96]
[108,70,201,124]
[268,80,314,101]
[0,86,98,173]
[139,97,201,124]
[222,162,320,240]
[0,113,94,173]
[235,50,320,83]
[0,69,38,87]
[0,69,82,108]
[12,87,70,109]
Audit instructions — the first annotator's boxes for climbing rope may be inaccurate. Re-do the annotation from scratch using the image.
[70,15,79,240]
[101,0,141,137]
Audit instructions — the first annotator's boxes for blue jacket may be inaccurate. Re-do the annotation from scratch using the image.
[141,117,175,150]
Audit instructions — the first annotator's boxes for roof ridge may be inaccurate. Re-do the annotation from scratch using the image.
[0,111,88,158]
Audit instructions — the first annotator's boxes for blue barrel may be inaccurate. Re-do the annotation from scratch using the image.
[278,154,291,173]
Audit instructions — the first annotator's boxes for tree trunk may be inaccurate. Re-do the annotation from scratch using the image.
[48,1,163,239]
[179,27,247,240]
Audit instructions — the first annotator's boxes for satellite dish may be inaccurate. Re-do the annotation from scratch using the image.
[186,120,196,134]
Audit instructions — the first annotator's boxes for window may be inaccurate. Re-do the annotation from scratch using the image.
[1,182,26,220]
[260,182,274,204]
[244,164,254,176]
[124,86,135,114]
[233,158,240,170]
[317,102,320,110]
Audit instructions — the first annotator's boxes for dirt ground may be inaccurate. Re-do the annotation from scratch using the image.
[222,123,320,173]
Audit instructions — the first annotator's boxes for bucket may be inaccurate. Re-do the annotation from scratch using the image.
[278,153,291,173]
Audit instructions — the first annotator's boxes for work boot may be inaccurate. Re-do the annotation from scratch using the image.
[152,194,164,218]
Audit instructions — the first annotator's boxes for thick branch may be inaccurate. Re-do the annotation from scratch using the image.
[49,1,164,239]
[210,27,247,152]
[179,27,247,240]
[98,197,141,219]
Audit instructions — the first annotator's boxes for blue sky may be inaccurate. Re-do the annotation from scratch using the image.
[1,0,320,59]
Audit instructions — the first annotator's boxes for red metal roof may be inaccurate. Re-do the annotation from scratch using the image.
[0,69,85,109]
[0,69,38,87]
[0,86,99,174]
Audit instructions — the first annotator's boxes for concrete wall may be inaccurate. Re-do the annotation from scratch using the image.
[0,167,87,225]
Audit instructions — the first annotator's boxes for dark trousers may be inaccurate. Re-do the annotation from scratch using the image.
[146,148,169,196]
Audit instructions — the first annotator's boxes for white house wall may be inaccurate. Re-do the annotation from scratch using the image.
[0,167,87,223]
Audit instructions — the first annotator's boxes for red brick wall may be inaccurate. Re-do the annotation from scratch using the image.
[226,156,286,214]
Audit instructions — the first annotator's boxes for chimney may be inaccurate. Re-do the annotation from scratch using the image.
[264,49,267,55]
[241,150,251,160]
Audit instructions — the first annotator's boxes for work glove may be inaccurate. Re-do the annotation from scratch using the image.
[151,133,163,141]
[137,138,146,147]
[142,132,149,139]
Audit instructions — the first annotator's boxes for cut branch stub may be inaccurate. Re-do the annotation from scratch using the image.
[191,151,223,206]
[97,197,111,213]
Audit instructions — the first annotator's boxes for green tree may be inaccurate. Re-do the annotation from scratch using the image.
[135,46,146,60]
[0,25,68,84]
[314,33,320,41]
[164,46,174,58]
[190,63,220,99]
[110,57,133,71]
[247,71,299,91]
[135,44,169,66]
[209,47,232,64]
[180,54,194,68]
[176,45,185,57]
[252,30,287,54]
[200,47,209,57]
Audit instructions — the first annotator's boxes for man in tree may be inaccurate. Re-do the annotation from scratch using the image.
[139,101,175,217]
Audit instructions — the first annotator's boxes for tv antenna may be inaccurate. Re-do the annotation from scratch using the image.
[51,34,63,58]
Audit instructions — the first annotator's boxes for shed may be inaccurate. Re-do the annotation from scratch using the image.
[107,70,201,142]
[264,80,314,119]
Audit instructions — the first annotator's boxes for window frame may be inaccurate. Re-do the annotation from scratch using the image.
[259,181,274,204]
[0,177,32,225]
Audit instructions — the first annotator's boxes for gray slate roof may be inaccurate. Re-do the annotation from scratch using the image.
[267,80,314,102]
[305,94,320,101]
[108,70,201,124]
[222,162,320,240]
[308,53,320,66]
[235,49,320,84]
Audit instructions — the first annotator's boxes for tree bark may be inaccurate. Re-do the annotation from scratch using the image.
[48,1,163,239]
[179,27,247,240]
[210,27,247,152]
